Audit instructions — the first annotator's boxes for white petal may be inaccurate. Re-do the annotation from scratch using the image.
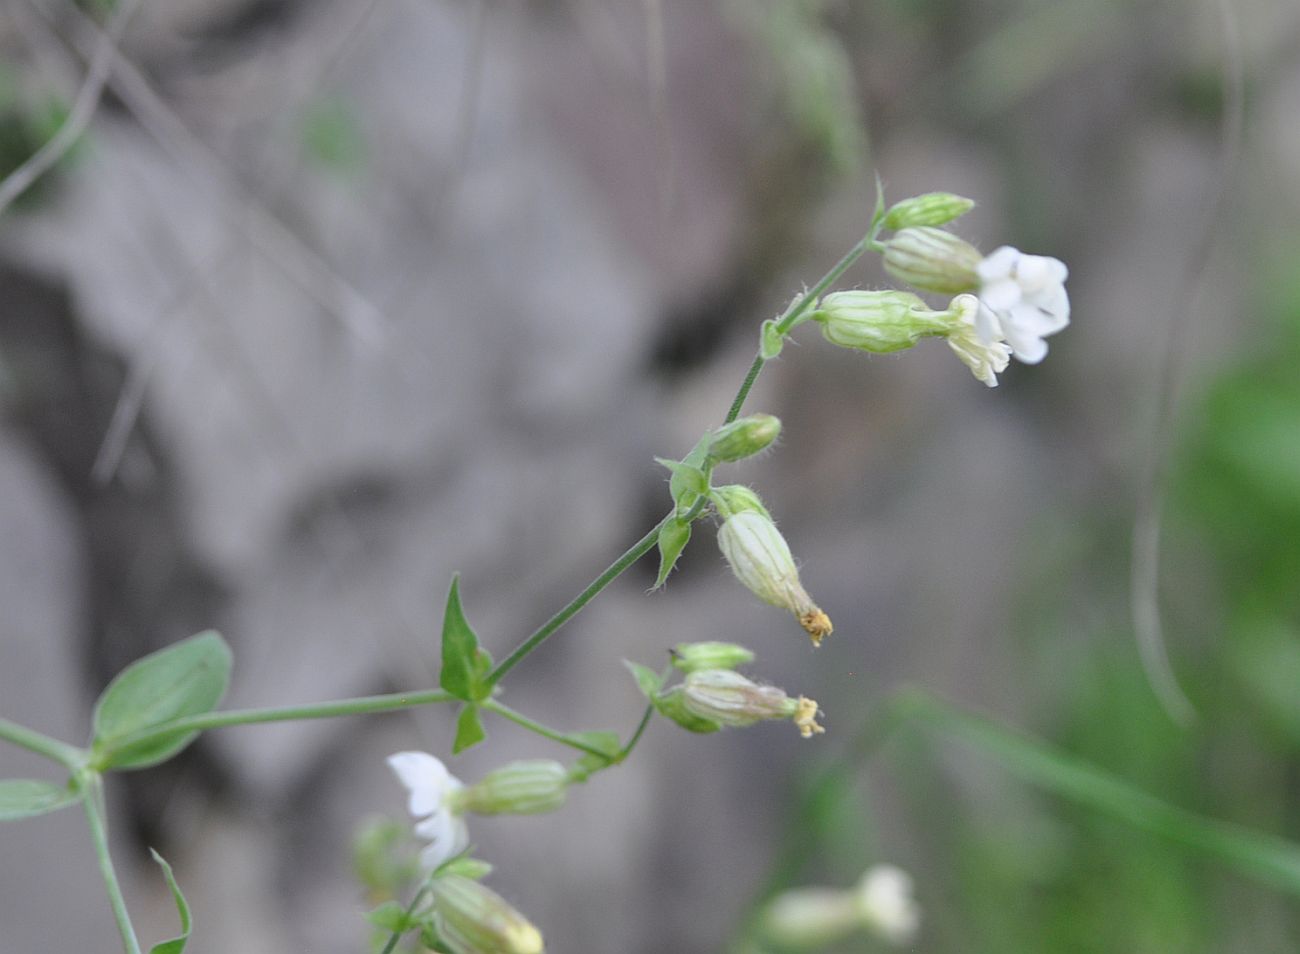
[417,814,470,872]
[1004,323,1048,363]
[388,751,459,818]
[974,302,1002,343]
[980,278,1021,311]
[976,246,1019,281]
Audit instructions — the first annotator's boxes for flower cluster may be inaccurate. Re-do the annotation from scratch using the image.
[805,192,1069,386]
[387,752,569,953]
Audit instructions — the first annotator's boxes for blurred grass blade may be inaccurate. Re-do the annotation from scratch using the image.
[900,691,1300,896]
[148,849,192,954]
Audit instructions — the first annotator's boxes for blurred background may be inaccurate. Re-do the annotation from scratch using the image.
[1,0,1299,951]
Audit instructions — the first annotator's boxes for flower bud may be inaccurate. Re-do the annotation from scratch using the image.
[882,192,975,230]
[760,887,861,949]
[454,760,568,816]
[671,641,755,673]
[882,227,982,294]
[430,874,544,954]
[709,484,771,520]
[716,510,832,646]
[652,686,723,734]
[681,669,824,737]
[812,290,951,353]
[707,414,781,463]
[855,866,920,944]
[758,865,918,949]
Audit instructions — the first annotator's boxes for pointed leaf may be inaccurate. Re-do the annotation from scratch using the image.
[92,631,231,771]
[0,779,78,821]
[568,731,623,781]
[653,517,692,590]
[439,576,482,702]
[366,900,412,933]
[624,661,665,700]
[148,849,192,954]
[452,705,487,754]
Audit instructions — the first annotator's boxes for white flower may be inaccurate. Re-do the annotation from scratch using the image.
[976,246,1070,364]
[388,751,469,871]
[945,293,1012,387]
[855,865,920,944]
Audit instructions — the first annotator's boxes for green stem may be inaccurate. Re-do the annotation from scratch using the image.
[485,516,670,688]
[79,774,143,954]
[618,703,656,762]
[480,699,612,759]
[378,883,431,954]
[723,229,877,424]
[0,717,85,770]
[108,689,456,755]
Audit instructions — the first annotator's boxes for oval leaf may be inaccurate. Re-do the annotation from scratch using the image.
[92,631,232,771]
[0,779,78,821]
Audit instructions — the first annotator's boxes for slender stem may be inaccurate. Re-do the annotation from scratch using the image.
[485,516,670,687]
[107,689,456,755]
[0,717,85,770]
[723,230,876,424]
[79,774,143,954]
[480,700,612,759]
[378,883,431,954]
[618,703,656,762]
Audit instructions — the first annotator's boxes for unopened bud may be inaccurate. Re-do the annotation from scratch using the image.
[681,670,823,738]
[855,866,920,944]
[454,761,568,816]
[430,874,545,954]
[759,865,917,949]
[812,290,951,353]
[882,192,975,230]
[671,641,755,673]
[710,484,771,520]
[716,510,832,646]
[652,686,723,734]
[707,414,781,463]
[761,887,861,949]
[883,227,982,294]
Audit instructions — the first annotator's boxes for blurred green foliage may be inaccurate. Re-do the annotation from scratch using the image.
[0,63,76,213]
[301,97,367,179]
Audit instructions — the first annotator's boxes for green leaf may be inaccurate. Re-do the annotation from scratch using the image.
[147,849,192,954]
[569,730,623,781]
[760,319,785,360]
[366,900,412,933]
[92,631,231,771]
[624,661,664,700]
[652,517,691,590]
[440,576,490,702]
[0,779,78,821]
[452,705,487,754]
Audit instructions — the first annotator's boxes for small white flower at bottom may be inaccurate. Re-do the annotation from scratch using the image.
[945,293,1012,387]
[855,865,920,945]
[976,246,1070,364]
[387,751,469,871]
